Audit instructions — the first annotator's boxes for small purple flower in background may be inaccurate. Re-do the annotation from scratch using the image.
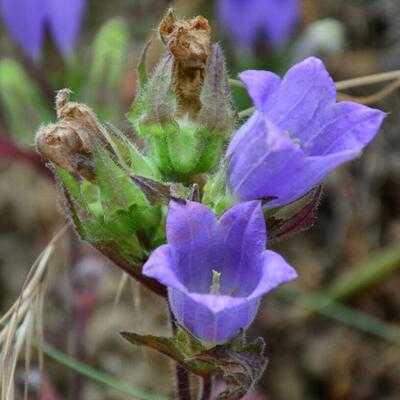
[227,57,386,208]
[217,0,299,50]
[143,200,296,343]
[0,0,86,60]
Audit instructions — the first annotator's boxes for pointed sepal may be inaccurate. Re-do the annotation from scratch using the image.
[121,327,268,400]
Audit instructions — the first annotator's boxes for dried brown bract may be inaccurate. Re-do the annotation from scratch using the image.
[159,9,211,118]
[36,89,105,180]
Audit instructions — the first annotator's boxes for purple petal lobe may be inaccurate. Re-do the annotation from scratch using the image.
[226,111,261,157]
[306,101,386,156]
[267,57,336,141]
[166,200,218,293]
[251,250,297,299]
[263,0,299,48]
[142,245,185,292]
[217,201,266,295]
[169,288,260,343]
[0,0,46,59]
[0,0,85,59]
[46,0,85,57]
[217,0,299,49]
[228,117,306,206]
[239,70,281,113]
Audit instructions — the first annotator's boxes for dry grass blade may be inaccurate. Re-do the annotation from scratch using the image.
[0,225,67,400]
[113,272,129,308]
[335,69,400,90]
[337,79,400,105]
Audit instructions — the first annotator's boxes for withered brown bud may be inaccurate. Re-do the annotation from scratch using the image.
[159,9,211,118]
[36,89,105,181]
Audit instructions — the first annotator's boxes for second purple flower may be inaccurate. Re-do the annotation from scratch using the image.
[227,57,386,208]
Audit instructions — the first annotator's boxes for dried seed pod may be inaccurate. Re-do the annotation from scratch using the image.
[159,9,211,117]
[36,89,105,180]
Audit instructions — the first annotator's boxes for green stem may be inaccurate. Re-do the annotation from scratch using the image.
[228,78,245,89]
[238,106,255,120]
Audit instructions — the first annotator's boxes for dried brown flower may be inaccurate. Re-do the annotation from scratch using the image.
[159,9,211,118]
[36,89,105,180]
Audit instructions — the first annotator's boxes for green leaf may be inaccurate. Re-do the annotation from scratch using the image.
[196,337,267,400]
[126,143,160,179]
[121,328,268,399]
[94,142,148,212]
[167,125,202,175]
[130,175,172,205]
[198,44,235,136]
[194,132,224,174]
[121,328,213,377]
[147,124,175,176]
[128,53,176,132]
[0,59,51,146]
[56,168,81,201]
[137,41,151,89]
[127,41,151,131]
[202,163,235,216]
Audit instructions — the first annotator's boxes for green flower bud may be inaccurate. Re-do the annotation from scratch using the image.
[37,90,165,267]
[128,14,235,181]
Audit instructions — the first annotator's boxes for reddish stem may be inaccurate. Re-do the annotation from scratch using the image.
[0,133,53,180]
[96,244,167,297]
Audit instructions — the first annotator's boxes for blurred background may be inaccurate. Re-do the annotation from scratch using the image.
[0,0,400,399]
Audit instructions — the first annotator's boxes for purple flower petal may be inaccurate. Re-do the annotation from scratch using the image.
[141,244,185,292]
[266,57,337,142]
[166,200,219,293]
[239,70,281,113]
[143,200,297,343]
[226,112,261,157]
[218,0,260,49]
[251,250,297,299]
[263,0,299,48]
[218,0,299,50]
[217,201,266,295]
[228,57,386,208]
[0,0,85,59]
[46,0,85,57]
[305,101,387,156]
[228,117,306,204]
[0,0,46,60]
[169,289,260,343]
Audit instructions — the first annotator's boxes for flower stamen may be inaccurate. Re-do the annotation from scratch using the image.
[210,269,221,295]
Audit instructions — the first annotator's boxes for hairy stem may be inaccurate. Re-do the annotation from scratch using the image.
[0,128,53,180]
[198,376,212,400]
[169,309,192,400]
